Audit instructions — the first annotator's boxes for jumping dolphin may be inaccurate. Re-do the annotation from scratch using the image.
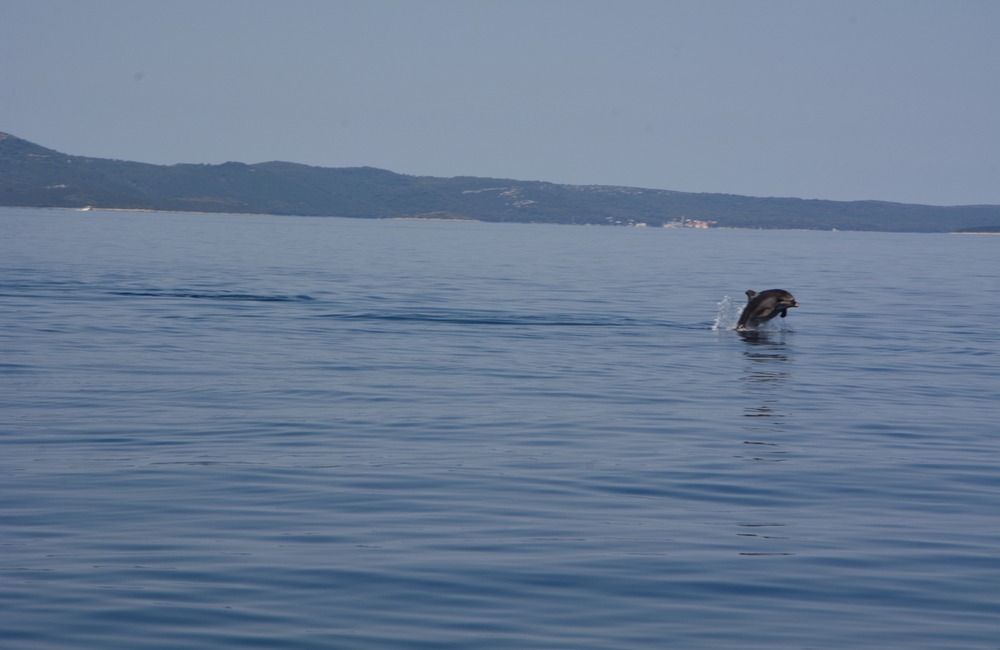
[737,289,799,330]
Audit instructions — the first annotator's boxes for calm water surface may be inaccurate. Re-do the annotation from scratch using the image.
[2,208,999,648]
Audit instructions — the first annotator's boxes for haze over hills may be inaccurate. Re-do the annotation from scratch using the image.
[2,132,998,232]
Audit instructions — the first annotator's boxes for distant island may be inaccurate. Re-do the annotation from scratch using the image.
[3,132,999,233]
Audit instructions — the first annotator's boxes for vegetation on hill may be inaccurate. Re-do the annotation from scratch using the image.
[3,132,999,232]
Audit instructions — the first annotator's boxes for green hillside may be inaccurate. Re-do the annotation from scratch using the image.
[3,132,999,232]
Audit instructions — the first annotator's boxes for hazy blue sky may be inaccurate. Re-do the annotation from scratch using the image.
[3,0,998,205]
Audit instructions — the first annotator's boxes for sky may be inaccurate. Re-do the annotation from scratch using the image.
[2,0,999,206]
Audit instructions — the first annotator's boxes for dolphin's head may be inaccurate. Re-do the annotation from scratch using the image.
[772,290,798,318]
[778,292,799,309]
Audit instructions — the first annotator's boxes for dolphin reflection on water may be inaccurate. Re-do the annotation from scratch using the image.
[736,289,799,331]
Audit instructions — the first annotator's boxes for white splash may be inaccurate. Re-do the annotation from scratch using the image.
[712,295,740,331]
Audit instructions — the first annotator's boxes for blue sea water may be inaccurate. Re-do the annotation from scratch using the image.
[1,206,999,649]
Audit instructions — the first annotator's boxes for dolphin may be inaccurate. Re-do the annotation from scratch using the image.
[736,289,799,330]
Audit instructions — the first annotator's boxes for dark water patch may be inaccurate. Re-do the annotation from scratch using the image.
[109,290,315,302]
[322,309,705,331]
[328,309,640,327]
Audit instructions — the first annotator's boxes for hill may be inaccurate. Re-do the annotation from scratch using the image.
[3,132,999,232]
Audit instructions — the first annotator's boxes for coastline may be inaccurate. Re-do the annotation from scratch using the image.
[3,205,997,234]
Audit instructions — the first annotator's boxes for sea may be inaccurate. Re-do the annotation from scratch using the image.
[2,206,998,649]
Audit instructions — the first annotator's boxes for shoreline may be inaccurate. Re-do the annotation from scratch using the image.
[2,204,997,234]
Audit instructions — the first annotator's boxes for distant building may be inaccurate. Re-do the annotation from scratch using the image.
[663,217,716,229]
